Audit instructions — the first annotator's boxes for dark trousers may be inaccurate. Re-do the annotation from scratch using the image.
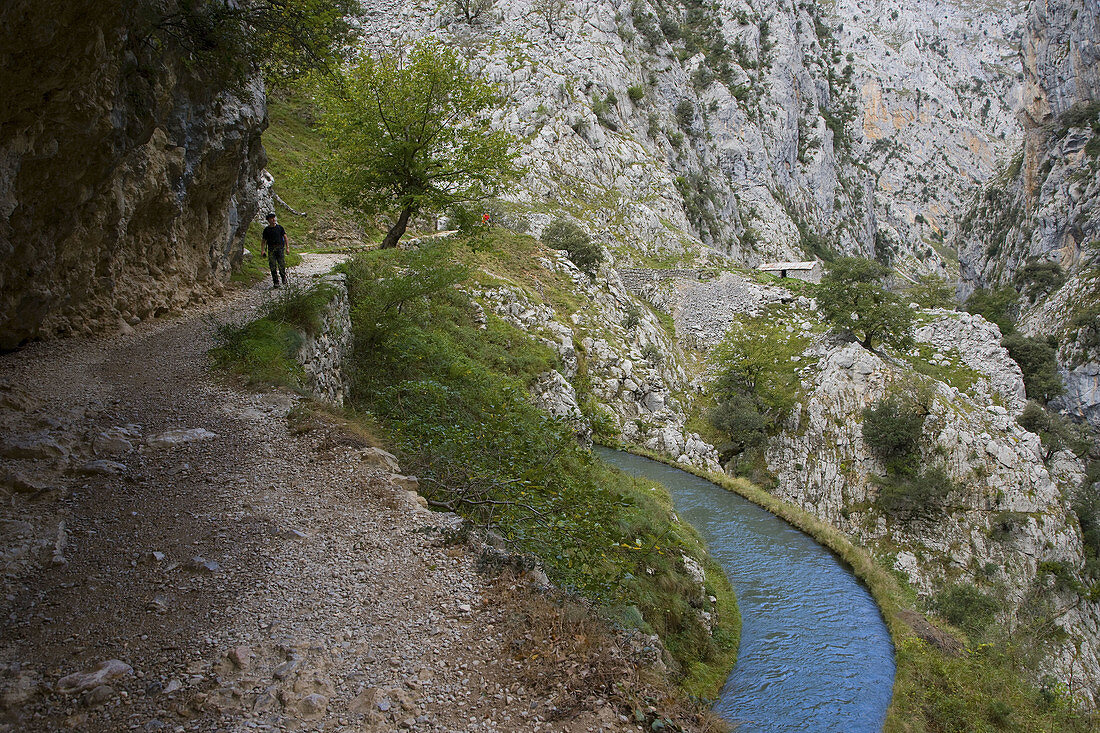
[268,248,286,286]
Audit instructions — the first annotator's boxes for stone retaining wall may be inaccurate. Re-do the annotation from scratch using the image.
[297,274,352,407]
[615,268,700,295]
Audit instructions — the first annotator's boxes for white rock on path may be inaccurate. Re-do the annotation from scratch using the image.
[57,660,133,695]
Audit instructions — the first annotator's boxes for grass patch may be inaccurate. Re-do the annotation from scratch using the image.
[210,281,336,387]
[896,343,981,396]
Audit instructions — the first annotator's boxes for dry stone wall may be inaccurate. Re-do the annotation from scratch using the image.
[296,274,352,408]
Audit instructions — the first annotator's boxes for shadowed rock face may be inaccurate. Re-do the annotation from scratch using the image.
[0,0,267,350]
[955,0,1100,425]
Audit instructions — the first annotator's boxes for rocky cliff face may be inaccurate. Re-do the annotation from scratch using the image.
[956,0,1100,425]
[0,1,267,350]
[358,0,1020,271]
[770,336,1100,700]
[839,0,1026,270]
[656,267,1100,700]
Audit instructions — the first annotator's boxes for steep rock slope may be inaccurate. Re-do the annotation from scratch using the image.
[358,0,1022,271]
[839,0,1026,269]
[665,269,1100,701]
[957,0,1100,424]
[0,1,266,350]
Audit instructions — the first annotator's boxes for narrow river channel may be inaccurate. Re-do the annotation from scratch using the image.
[595,447,895,733]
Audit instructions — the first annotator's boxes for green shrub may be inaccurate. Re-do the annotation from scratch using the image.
[541,219,604,275]
[1073,473,1100,580]
[1019,401,1092,459]
[1068,304,1100,354]
[964,287,1018,334]
[622,304,641,330]
[591,93,618,130]
[874,465,954,520]
[862,395,927,475]
[707,395,768,465]
[1001,332,1063,403]
[263,281,338,336]
[632,0,663,47]
[627,84,645,103]
[1014,261,1065,303]
[675,100,695,129]
[211,318,305,386]
[641,342,663,365]
[932,583,1000,639]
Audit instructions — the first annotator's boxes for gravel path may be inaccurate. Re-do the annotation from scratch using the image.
[0,256,653,732]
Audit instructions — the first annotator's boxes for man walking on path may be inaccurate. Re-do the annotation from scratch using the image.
[260,213,290,288]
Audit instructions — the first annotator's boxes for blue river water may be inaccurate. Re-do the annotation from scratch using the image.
[595,447,895,733]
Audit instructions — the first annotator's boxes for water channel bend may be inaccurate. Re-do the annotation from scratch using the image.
[596,447,895,733]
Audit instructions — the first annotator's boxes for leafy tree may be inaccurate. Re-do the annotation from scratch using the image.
[964,286,1018,335]
[817,257,914,350]
[146,0,357,85]
[1001,332,1064,403]
[455,0,492,24]
[533,0,568,36]
[315,41,521,249]
[706,310,806,469]
[541,219,603,275]
[710,315,801,418]
[905,274,956,310]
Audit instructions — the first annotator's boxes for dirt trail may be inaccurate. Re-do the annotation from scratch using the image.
[0,256,643,732]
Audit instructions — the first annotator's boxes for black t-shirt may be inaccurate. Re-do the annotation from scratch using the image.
[262,224,286,251]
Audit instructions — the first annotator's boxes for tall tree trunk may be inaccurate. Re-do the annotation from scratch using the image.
[380,206,414,249]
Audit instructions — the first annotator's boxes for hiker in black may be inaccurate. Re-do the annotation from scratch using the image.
[260,213,289,288]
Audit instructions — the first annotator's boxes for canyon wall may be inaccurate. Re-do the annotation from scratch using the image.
[0,0,267,350]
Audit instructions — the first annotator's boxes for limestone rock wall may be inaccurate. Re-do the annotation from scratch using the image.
[471,249,720,471]
[0,0,267,350]
[357,0,1025,273]
[956,0,1100,425]
[766,337,1100,700]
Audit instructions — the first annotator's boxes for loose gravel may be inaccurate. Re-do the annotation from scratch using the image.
[0,256,656,732]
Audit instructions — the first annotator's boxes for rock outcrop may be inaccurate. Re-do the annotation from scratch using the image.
[358,0,1022,273]
[956,0,1100,423]
[472,247,719,471]
[0,0,266,350]
[767,335,1100,699]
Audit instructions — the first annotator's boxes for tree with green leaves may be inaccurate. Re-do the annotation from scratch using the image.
[817,257,914,350]
[147,0,357,86]
[905,273,956,310]
[314,41,521,249]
